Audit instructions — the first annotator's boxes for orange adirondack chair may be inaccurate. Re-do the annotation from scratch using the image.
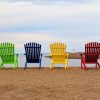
[50,43,69,70]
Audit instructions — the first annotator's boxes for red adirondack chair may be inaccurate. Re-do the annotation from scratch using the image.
[81,42,100,69]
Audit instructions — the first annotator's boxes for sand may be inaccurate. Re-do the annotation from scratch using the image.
[0,67,100,100]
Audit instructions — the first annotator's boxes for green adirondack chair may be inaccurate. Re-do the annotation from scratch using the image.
[0,42,18,69]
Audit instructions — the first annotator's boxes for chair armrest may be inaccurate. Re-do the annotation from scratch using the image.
[66,52,69,56]
[80,53,85,57]
[80,53,85,62]
[15,54,18,56]
[14,54,18,59]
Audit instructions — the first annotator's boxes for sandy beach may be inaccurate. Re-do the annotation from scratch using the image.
[0,67,100,100]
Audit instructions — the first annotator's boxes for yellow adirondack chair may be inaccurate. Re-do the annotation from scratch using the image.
[50,43,69,70]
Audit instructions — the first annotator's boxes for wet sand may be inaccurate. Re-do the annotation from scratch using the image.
[0,67,100,100]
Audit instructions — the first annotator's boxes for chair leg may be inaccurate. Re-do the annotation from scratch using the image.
[13,65,16,69]
[83,63,87,70]
[17,62,18,67]
[64,65,67,70]
[39,61,41,69]
[16,59,18,67]
[64,63,68,70]
[81,60,83,68]
[24,62,27,70]
[96,63,98,68]
[0,63,4,69]
[50,63,53,70]
[13,62,17,69]
[97,62,100,68]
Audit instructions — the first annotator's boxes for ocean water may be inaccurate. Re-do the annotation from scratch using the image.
[18,53,81,68]
[1,53,99,68]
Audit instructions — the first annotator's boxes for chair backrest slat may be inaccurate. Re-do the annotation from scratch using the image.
[0,42,15,62]
[85,42,100,62]
[50,43,66,55]
[24,42,41,63]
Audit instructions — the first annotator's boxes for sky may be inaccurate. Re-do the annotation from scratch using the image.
[0,0,100,53]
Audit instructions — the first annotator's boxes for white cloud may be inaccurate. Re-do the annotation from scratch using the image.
[0,2,100,29]
[0,32,100,53]
[0,0,100,3]
[0,32,65,52]
[0,32,100,44]
[0,1,100,52]
[0,32,61,45]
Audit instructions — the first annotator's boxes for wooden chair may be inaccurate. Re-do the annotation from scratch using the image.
[24,42,42,69]
[0,42,18,69]
[50,43,69,70]
[81,42,100,69]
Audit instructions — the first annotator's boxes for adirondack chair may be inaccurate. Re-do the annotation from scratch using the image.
[50,43,69,70]
[24,42,42,69]
[0,42,18,69]
[81,42,100,69]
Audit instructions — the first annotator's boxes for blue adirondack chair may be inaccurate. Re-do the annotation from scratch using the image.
[24,42,42,69]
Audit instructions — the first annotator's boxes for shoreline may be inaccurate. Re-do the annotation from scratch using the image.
[0,66,99,70]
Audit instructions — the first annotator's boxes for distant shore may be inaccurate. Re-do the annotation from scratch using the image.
[45,52,83,59]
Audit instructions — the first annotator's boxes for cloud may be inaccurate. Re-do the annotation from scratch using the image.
[0,32,63,52]
[0,1,100,52]
[0,32,100,53]
[0,0,100,3]
[0,32,61,44]
[0,2,100,32]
